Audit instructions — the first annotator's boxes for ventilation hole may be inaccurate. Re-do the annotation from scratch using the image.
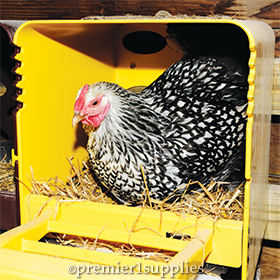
[123,31,166,54]
[0,82,7,97]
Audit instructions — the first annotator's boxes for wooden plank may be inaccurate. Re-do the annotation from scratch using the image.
[267,185,280,221]
[1,1,279,56]
[265,184,280,241]
[0,192,19,231]
[269,123,280,180]
[258,245,280,279]
[1,0,279,27]
[266,220,280,242]
[248,0,280,29]
[0,0,247,20]
[272,58,280,115]
[274,30,280,58]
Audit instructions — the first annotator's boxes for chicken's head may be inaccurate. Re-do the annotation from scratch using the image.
[72,83,111,128]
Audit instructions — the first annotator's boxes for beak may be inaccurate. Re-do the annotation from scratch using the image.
[72,113,84,127]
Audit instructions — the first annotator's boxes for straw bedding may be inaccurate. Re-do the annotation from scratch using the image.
[1,157,244,271]
[0,157,15,192]
[29,157,244,221]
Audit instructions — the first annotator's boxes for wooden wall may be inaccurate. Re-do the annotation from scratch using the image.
[0,1,279,58]
[0,1,278,26]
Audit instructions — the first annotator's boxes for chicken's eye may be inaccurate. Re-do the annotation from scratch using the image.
[92,101,98,106]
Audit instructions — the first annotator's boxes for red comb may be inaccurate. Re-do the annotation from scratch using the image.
[74,84,89,111]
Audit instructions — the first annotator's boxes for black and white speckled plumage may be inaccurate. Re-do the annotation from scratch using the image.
[82,56,248,205]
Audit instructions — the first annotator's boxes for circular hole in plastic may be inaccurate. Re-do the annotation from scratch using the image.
[0,82,7,97]
[123,31,166,54]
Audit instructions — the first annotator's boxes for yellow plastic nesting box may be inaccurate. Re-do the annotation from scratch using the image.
[0,19,275,280]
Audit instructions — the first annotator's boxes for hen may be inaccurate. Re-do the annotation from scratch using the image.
[72,56,248,205]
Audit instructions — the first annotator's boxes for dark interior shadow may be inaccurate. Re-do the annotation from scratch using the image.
[73,122,88,150]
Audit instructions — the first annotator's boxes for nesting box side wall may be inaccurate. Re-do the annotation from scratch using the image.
[12,20,183,225]
[239,21,275,280]
[12,22,117,223]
